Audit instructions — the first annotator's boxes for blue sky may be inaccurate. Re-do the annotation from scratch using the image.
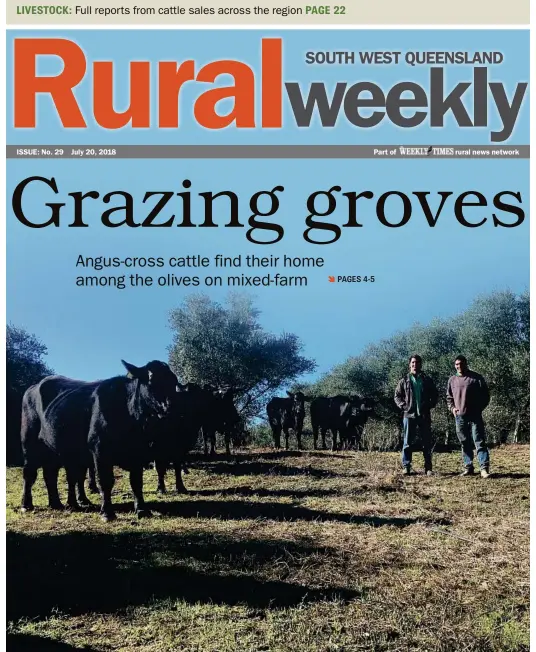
[6,30,529,383]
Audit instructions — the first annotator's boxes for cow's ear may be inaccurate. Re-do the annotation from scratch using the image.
[122,360,145,380]
[286,391,294,398]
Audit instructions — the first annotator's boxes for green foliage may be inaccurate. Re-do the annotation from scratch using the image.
[6,325,54,465]
[167,294,316,420]
[302,291,529,449]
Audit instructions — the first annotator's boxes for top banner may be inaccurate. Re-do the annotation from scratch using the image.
[7,0,531,25]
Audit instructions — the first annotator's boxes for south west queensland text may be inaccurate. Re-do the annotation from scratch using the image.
[305,51,504,66]
[12,38,526,142]
[12,176,525,245]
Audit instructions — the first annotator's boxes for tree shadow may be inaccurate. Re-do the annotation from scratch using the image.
[7,530,360,622]
[7,634,94,651]
[490,472,530,479]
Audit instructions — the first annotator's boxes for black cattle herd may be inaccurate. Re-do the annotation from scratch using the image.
[19,359,376,522]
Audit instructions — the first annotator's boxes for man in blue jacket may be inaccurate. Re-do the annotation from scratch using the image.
[395,354,439,476]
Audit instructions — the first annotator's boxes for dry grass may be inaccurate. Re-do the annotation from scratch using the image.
[6,445,529,651]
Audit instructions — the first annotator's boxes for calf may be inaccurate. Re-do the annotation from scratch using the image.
[20,360,179,522]
[266,391,309,449]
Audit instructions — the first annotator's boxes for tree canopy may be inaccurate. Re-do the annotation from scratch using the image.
[302,290,529,448]
[7,325,54,464]
[168,294,316,419]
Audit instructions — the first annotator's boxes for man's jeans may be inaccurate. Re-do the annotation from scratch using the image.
[455,414,490,470]
[402,415,432,470]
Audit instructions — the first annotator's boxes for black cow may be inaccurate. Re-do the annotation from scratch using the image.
[266,391,310,450]
[20,359,179,521]
[153,382,208,494]
[201,386,241,456]
[310,395,375,451]
[340,396,376,450]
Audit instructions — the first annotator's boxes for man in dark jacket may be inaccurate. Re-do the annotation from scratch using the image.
[447,355,491,478]
[394,354,439,475]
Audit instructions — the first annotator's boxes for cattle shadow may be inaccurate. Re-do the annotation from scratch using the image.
[151,498,450,528]
[490,472,530,479]
[7,531,360,622]
[192,487,340,499]
[188,460,340,479]
[189,451,309,462]
[7,634,94,651]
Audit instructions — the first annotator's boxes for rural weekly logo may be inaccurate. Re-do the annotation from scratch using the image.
[12,38,527,141]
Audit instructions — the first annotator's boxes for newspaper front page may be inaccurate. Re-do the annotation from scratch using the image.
[5,2,530,650]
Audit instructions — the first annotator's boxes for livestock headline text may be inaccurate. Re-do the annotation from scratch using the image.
[12,175,525,245]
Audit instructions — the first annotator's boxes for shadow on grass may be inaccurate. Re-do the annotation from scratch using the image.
[491,472,530,479]
[150,499,450,528]
[7,634,94,651]
[188,460,341,479]
[7,531,360,621]
[192,487,340,499]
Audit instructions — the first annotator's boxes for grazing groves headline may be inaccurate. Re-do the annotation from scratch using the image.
[11,177,525,245]
[11,36,527,244]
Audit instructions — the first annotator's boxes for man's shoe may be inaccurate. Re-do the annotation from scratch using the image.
[460,467,475,477]
[425,470,434,477]
[402,467,411,476]
[480,468,491,479]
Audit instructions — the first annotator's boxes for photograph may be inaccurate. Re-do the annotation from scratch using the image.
[5,21,530,652]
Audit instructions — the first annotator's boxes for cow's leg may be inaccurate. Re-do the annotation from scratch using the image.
[209,431,217,457]
[312,424,319,450]
[272,424,281,449]
[129,466,150,518]
[321,428,328,450]
[202,428,209,456]
[224,431,231,456]
[283,426,290,450]
[76,472,93,508]
[95,457,116,522]
[87,462,99,494]
[204,428,216,457]
[20,398,42,512]
[355,426,363,451]
[21,463,38,512]
[43,464,64,510]
[65,465,82,511]
[332,429,338,452]
[296,427,303,450]
[174,461,188,494]
[155,459,167,494]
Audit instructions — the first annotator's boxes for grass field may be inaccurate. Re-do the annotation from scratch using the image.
[6,445,530,652]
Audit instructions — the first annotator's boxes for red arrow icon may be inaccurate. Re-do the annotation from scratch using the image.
[328,276,335,283]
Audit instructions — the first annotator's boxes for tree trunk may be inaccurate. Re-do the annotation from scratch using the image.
[513,412,521,444]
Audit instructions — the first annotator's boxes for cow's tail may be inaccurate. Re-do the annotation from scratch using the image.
[20,386,41,461]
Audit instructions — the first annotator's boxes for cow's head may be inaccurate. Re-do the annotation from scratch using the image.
[122,359,179,416]
[358,397,375,412]
[286,391,311,417]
